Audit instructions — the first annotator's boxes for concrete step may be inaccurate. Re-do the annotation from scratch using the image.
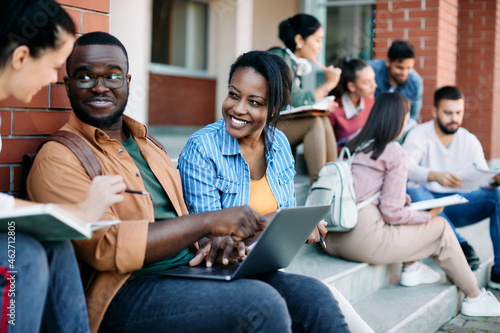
[285,220,494,333]
[353,256,491,333]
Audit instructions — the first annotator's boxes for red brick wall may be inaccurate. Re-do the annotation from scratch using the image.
[0,1,109,195]
[374,0,500,160]
[373,0,458,122]
[148,74,216,126]
[456,0,500,160]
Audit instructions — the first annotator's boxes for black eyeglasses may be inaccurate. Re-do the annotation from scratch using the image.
[68,73,128,89]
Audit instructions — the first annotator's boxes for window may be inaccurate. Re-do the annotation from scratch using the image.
[302,0,375,89]
[151,0,208,72]
[323,4,374,64]
[305,0,375,64]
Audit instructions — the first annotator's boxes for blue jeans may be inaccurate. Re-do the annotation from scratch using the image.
[0,233,89,333]
[408,186,500,273]
[99,270,349,333]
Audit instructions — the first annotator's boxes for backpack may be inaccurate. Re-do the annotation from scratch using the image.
[304,146,380,232]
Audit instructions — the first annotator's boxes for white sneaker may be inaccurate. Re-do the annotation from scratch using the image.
[461,288,500,317]
[400,262,441,287]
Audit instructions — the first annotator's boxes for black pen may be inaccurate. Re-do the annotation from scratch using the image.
[318,229,327,249]
[318,219,327,249]
[125,189,150,195]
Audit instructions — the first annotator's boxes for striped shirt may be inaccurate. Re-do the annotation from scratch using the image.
[178,119,296,213]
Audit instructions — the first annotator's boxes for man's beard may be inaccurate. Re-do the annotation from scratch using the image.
[71,98,128,129]
[437,117,459,135]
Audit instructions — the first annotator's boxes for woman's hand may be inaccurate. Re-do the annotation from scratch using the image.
[405,194,412,207]
[325,98,339,115]
[429,206,444,218]
[78,175,125,222]
[324,65,342,91]
[189,236,247,267]
[305,219,328,244]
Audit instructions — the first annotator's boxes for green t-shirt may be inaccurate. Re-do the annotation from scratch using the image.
[122,135,194,275]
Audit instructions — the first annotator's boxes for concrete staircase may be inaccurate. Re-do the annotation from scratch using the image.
[285,218,492,332]
[150,126,495,333]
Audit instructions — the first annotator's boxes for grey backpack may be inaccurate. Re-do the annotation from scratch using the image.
[305,146,380,232]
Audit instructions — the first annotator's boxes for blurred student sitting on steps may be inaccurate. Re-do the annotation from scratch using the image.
[329,58,376,151]
[324,91,500,317]
[404,86,500,288]
[369,40,423,131]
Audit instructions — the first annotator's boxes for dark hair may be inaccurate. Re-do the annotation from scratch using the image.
[278,14,321,52]
[434,86,463,108]
[346,92,409,160]
[0,0,76,70]
[228,51,292,147]
[332,57,370,99]
[66,32,129,74]
[388,40,415,62]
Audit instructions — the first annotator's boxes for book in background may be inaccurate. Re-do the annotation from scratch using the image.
[0,204,120,241]
[280,96,335,119]
[408,194,468,211]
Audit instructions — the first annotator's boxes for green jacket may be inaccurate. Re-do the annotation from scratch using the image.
[268,47,316,108]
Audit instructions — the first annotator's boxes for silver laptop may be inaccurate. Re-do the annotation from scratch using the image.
[159,205,330,281]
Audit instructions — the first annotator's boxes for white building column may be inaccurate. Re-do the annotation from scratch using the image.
[208,0,254,121]
[110,0,151,125]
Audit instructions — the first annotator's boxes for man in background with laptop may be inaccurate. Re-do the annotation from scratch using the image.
[404,86,500,290]
[27,32,349,332]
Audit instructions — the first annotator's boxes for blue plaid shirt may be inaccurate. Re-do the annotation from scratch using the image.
[178,119,296,214]
[369,59,423,121]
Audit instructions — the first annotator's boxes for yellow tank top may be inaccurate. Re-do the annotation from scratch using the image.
[248,173,279,216]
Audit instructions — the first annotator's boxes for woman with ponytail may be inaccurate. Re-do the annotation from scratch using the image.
[269,14,341,184]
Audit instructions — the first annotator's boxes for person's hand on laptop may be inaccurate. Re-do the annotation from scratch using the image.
[188,205,267,267]
[206,205,267,241]
[189,236,247,268]
[305,220,328,244]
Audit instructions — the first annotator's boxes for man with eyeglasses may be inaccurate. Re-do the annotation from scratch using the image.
[26,32,348,333]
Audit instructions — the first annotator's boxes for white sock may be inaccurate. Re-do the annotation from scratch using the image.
[465,289,484,302]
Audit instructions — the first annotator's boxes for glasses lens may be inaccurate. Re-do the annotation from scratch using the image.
[75,74,125,89]
[75,74,94,88]
[105,74,124,88]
